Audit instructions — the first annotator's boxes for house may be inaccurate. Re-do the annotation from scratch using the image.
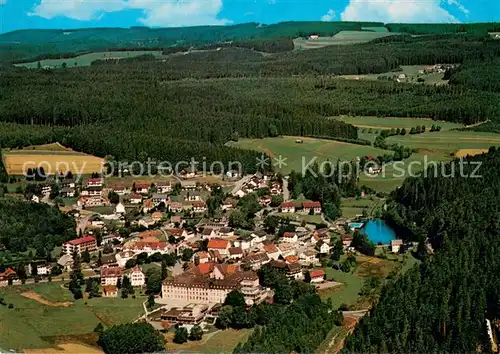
[309,269,325,284]
[102,285,118,297]
[285,255,298,264]
[277,243,296,258]
[212,264,240,280]
[243,252,270,270]
[282,232,298,244]
[233,235,252,251]
[207,239,230,256]
[81,186,103,197]
[263,243,280,260]
[259,195,272,206]
[152,194,169,205]
[391,239,403,253]
[116,250,135,267]
[129,194,142,204]
[130,265,146,287]
[281,202,295,213]
[100,266,122,286]
[171,215,182,226]
[63,236,97,255]
[185,191,201,202]
[222,198,238,211]
[228,247,244,260]
[250,230,268,245]
[109,184,130,195]
[0,268,17,287]
[342,235,353,248]
[151,211,163,222]
[234,189,247,198]
[269,260,303,280]
[60,187,76,198]
[299,250,317,265]
[200,228,216,239]
[57,254,73,272]
[167,201,183,212]
[138,216,155,228]
[101,254,118,268]
[135,183,150,195]
[167,228,187,240]
[196,251,210,264]
[115,202,126,215]
[218,227,234,237]
[36,263,49,276]
[309,34,319,40]
[87,178,103,188]
[316,240,330,254]
[156,181,172,193]
[191,201,207,213]
[302,201,322,214]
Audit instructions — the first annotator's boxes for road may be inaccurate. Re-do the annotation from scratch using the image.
[231,175,252,196]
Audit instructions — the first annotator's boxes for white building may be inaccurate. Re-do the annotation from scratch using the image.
[100,266,122,286]
[130,265,145,287]
[391,239,403,253]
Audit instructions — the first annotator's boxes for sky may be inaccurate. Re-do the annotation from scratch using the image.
[0,0,499,34]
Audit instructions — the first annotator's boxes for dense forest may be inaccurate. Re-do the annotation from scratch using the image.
[0,197,76,253]
[386,22,500,34]
[343,148,500,352]
[86,34,500,79]
[448,58,500,92]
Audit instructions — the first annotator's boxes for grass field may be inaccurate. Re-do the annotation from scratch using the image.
[293,30,396,49]
[14,51,164,69]
[341,197,381,219]
[0,282,145,351]
[227,136,388,174]
[2,143,104,176]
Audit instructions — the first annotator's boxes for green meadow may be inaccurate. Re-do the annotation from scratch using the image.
[0,282,145,351]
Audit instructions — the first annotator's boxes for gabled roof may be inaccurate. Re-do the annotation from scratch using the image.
[208,239,229,249]
[303,201,321,208]
[283,232,296,238]
[281,202,295,208]
[309,269,325,278]
[129,193,142,199]
[65,236,95,246]
[228,247,243,255]
[197,262,216,275]
[263,243,279,253]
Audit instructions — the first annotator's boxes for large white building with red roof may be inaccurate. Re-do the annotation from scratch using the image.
[63,236,97,255]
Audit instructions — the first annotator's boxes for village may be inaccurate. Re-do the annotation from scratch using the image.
[0,170,411,339]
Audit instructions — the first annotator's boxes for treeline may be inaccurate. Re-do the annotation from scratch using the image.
[386,23,500,35]
[448,58,500,92]
[92,35,500,79]
[343,148,500,352]
[0,196,76,253]
[202,38,295,53]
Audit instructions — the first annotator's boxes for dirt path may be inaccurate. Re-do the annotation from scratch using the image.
[24,343,103,353]
[465,120,490,128]
[21,292,73,307]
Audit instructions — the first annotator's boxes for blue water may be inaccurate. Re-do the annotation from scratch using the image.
[361,219,396,245]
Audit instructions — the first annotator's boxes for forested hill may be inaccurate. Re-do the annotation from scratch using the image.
[343,148,500,353]
[2,21,500,63]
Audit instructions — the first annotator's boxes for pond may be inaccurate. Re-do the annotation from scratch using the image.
[361,218,396,245]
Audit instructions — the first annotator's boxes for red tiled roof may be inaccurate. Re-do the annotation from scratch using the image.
[138,230,162,239]
[285,255,298,263]
[101,266,122,277]
[192,201,206,208]
[283,232,296,238]
[66,236,95,246]
[135,183,150,189]
[130,193,142,199]
[0,268,17,278]
[264,243,278,253]
[208,239,229,249]
[303,201,321,208]
[309,269,325,278]
[197,251,209,260]
[168,228,184,237]
[228,247,243,255]
[87,178,103,183]
[281,202,294,208]
[197,262,216,274]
